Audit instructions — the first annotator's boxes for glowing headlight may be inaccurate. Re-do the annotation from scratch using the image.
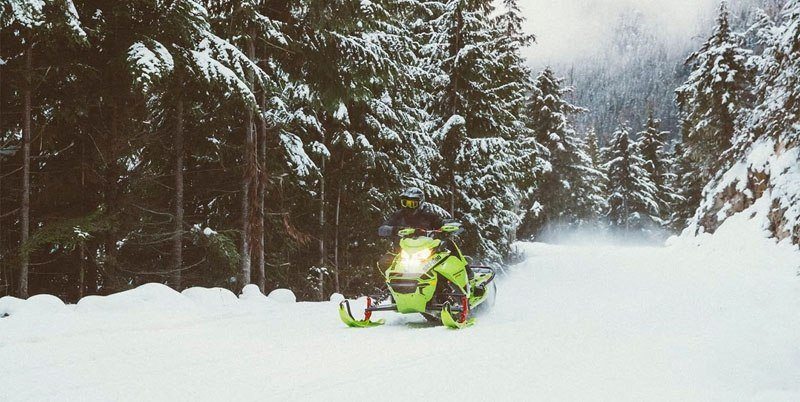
[399,249,434,273]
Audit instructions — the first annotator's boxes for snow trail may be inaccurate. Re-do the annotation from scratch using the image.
[1,222,799,401]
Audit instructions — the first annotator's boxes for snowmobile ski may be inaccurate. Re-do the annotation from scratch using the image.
[441,300,474,329]
[338,300,385,328]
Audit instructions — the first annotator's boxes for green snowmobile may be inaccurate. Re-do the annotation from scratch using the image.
[338,222,496,329]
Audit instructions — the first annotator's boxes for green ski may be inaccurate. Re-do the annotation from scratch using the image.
[339,300,385,328]
[441,302,475,329]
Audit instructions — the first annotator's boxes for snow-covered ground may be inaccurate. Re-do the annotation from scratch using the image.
[1,214,799,401]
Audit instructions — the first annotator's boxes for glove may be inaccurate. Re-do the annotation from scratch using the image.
[378,225,395,237]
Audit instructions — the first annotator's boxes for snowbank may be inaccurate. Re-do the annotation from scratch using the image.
[267,288,296,303]
[671,196,800,256]
[0,283,301,347]
[0,284,307,323]
[0,294,65,318]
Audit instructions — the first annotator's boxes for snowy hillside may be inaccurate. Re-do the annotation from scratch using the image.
[689,138,800,244]
[2,214,798,401]
[687,0,800,246]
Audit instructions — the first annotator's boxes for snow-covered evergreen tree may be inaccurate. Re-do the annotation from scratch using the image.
[423,0,535,262]
[319,0,440,295]
[636,114,679,225]
[125,0,273,291]
[744,0,800,148]
[519,68,604,238]
[669,141,702,231]
[675,1,755,177]
[1,0,87,298]
[583,128,608,223]
[602,124,659,232]
[202,0,292,292]
[585,128,602,170]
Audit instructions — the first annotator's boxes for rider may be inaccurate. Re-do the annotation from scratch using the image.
[378,187,451,238]
[378,187,474,281]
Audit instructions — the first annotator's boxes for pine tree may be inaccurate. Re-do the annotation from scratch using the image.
[583,128,608,224]
[248,0,445,297]
[424,0,504,212]
[602,124,658,232]
[519,68,603,238]
[745,0,800,147]
[675,1,755,177]
[204,0,293,293]
[636,113,679,225]
[316,0,438,295]
[422,0,537,262]
[585,128,602,170]
[492,0,546,228]
[1,0,86,297]
[492,0,535,112]
[126,0,270,291]
[669,142,702,231]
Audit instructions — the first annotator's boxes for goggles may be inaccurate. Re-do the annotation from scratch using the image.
[401,198,420,209]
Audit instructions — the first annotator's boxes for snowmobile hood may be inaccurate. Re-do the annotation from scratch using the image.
[399,236,441,253]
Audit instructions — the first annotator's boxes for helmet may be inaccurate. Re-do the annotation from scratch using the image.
[400,187,425,209]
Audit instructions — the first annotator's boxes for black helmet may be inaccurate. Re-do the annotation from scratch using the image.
[400,187,425,209]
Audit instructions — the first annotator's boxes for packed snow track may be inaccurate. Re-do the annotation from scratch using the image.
[2,221,799,401]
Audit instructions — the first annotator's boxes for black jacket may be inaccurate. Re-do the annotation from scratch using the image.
[378,202,452,237]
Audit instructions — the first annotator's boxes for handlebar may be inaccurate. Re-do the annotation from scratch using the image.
[398,223,463,238]
[379,222,463,238]
[398,227,441,237]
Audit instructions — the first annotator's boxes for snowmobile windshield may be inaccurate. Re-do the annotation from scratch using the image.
[399,237,440,252]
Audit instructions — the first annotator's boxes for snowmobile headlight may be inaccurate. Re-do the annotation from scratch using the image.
[399,249,434,273]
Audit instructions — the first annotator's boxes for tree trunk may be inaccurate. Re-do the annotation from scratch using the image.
[0,33,3,295]
[240,32,256,289]
[0,156,5,296]
[102,100,121,293]
[19,45,32,299]
[448,7,463,218]
[78,142,86,299]
[172,98,185,290]
[241,122,252,289]
[333,175,342,294]
[318,158,325,301]
[450,175,456,217]
[452,7,462,116]
[79,243,86,299]
[256,89,267,293]
[623,194,629,233]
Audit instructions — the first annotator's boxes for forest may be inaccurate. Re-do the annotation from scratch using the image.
[1,0,798,303]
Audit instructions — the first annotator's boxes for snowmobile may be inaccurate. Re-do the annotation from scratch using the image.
[338,222,497,329]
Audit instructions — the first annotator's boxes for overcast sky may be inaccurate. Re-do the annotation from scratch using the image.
[516,0,724,66]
